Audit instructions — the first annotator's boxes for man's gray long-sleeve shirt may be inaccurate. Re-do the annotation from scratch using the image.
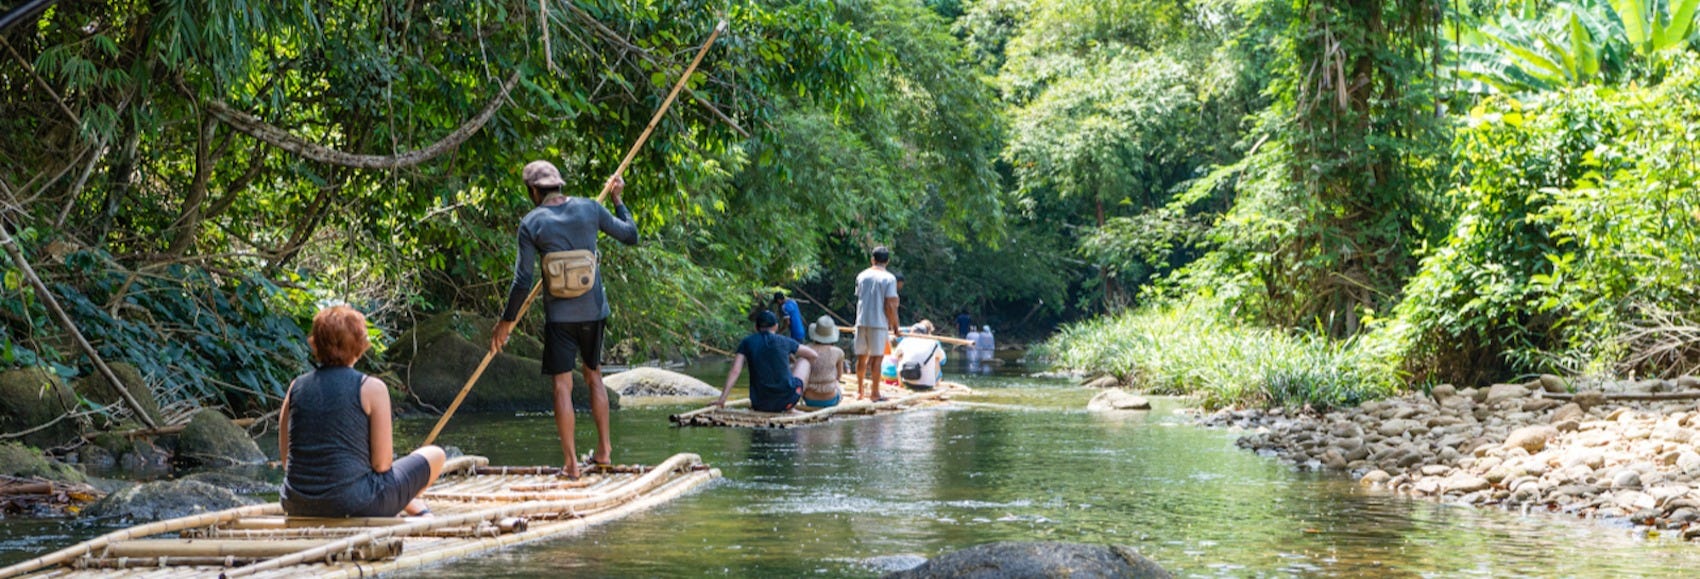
[501,197,638,323]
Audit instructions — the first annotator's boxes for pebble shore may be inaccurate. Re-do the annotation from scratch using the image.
[1205,375,1700,540]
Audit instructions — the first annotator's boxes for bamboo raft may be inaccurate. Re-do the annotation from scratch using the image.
[1,453,718,579]
[670,378,970,428]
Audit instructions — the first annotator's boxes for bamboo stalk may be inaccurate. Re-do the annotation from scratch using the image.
[220,453,705,578]
[104,538,403,560]
[0,503,284,576]
[836,326,973,346]
[0,222,158,429]
[75,556,262,569]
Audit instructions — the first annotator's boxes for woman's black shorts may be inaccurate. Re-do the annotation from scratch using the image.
[542,320,605,375]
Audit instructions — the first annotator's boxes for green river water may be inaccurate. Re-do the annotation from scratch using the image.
[6,365,1700,576]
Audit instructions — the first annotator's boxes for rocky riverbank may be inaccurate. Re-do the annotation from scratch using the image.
[1208,376,1700,540]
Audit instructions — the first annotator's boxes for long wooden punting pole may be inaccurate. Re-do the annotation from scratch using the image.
[836,326,974,346]
[220,453,705,578]
[423,20,730,447]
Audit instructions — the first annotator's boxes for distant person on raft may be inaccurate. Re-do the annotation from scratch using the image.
[773,291,807,343]
[280,305,446,518]
[802,316,846,409]
[490,160,638,479]
[715,310,819,412]
[853,246,901,402]
[893,320,945,390]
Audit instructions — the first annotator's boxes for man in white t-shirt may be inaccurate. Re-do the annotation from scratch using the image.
[853,246,900,401]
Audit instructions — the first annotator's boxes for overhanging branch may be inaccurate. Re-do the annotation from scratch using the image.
[202,71,522,170]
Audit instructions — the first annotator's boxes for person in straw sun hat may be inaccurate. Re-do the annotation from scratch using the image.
[802,315,847,409]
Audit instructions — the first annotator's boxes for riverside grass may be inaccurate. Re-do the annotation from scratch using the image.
[1042,301,1402,410]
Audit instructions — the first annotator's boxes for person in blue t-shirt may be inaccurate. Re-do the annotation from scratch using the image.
[955,310,972,338]
[773,292,807,342]
[716,311,820,412]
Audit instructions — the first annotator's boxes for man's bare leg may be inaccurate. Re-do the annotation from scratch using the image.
[584,367,612,466]
[856,354,872,400]
[552,373,581,478]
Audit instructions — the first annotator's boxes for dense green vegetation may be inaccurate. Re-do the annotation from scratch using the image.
[3,0,1699,422]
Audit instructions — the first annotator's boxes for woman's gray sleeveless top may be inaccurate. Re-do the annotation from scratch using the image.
[281,366,377,511]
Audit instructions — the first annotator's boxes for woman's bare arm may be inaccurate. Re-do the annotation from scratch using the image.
[361,377,395,473]
[277,381,295,470]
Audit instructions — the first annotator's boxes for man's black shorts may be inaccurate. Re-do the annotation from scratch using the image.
[542,320,605,375]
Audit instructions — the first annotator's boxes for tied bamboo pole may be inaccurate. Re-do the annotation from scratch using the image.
[424,19,730,447]
[0,221,158,429]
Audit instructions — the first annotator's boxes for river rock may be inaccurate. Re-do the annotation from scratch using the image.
[0,368,81,448]
[1361,470,1391,485]
[1378,419,1425,438]
[884,542,1171,579]
[177,410,265,466]
[604,368,718,397]
[1485,383,1529,405]
[1679,452,1700,476]
[71,363,163,427]
[1551,403,1584,424]
[1088,389,1152,411]
[1083,375,1120,389]
[1430,384,1457,401]
[1613,469,1643,489]
[1539,374,1569,394]
[399,326,618,412]
[1503,425,1557,453]
[84,479,257,522]
[860,555,930,574]
[1572,392,1607,411]
[0,442,85,482]
[1678,376,1700,391]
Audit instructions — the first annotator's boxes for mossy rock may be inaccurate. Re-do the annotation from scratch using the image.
[177,410,266,466]
[71,363,163,426]
[885,542,1172,579]
[84,479,258,522]
[605,368,718,397]
[385,311,543,367]
[404,331,618,412]
[0,442,86,483]
[0,368,82,447]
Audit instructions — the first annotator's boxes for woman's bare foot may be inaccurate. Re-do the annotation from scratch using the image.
[404,499,434,518]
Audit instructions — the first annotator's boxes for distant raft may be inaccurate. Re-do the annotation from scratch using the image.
[670,378,970,428]
[0,453,717,579]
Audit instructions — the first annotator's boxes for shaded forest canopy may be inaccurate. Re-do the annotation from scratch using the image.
[3,0,1700,417]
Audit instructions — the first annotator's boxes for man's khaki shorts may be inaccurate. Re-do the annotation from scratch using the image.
[853,326,889,356]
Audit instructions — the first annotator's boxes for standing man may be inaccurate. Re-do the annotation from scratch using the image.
[773,291,806,343]
[491,160,638,479]
[955,310,972,339]
[853,246,900,402]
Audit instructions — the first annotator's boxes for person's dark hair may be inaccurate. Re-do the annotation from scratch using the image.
[893,272,905,282]
[871,246,890,264]
[755,310,778,329]
[772,291,786,303]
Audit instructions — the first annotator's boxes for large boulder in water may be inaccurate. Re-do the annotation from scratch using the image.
[1087,388,1152,411]
[396,317,618,412]
[0,442,85,483]
[885,542,1172,579]
[176,409,266,466]
[605,367,717,397]
[72,363,163,427]
[84,479,258,522]
[0,368,81,447]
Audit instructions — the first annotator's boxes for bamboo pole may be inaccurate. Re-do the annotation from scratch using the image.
[220,453,705,578]
[426,20,730,447]
[0,222,158,429]
[836,326,973,346]
[0,503,283,576]
[104,538,403,560]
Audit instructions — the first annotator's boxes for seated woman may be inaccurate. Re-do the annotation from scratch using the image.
[802,316,845,409]
[280,305,446,518]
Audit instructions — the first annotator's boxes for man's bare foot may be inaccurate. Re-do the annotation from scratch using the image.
[560,463,583,480]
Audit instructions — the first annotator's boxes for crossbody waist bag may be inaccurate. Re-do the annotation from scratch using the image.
[542,238,598,299]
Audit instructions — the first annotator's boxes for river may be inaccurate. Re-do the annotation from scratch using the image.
[6,364,1700,576]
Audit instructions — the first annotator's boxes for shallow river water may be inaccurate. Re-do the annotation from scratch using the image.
[7,365,1700,577]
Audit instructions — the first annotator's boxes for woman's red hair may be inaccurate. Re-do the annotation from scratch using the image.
[309,305,369,367]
